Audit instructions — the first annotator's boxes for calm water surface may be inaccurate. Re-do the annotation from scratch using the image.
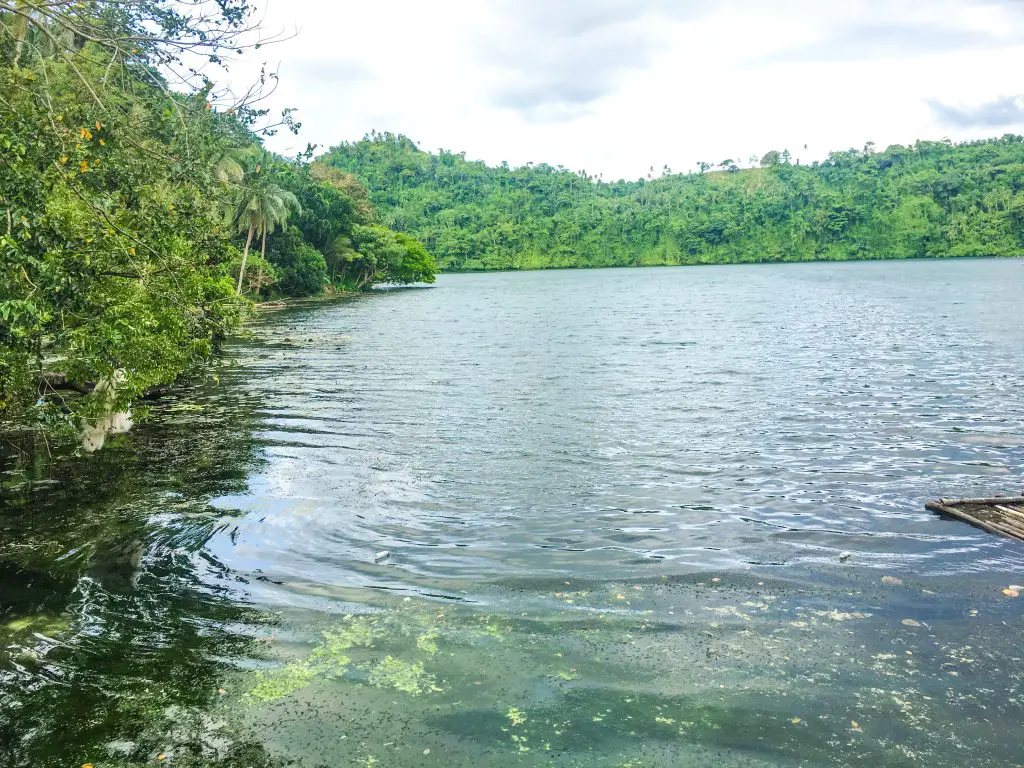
[2,259,1023,767]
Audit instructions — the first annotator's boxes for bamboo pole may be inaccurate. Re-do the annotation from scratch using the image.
[939,496,1024,506]
[985,513,1024,539]
[926,501,1024,542]
[994,505,1024,525]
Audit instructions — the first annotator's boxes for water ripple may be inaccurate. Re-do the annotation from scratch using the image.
[211,261,1024,593]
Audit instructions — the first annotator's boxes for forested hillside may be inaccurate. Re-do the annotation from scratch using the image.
[321,133,1024,271]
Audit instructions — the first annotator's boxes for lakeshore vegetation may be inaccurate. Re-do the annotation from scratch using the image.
[0,1,435,429]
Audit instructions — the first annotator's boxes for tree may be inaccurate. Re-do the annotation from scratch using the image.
[0,0,278,109]
[0,38,246,425]
[344,224,437,289]
[226,153,302,294]
[266,228,328,296]
[761,150,781,167]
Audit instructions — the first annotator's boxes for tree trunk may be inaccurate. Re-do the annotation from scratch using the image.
[13,3,29,66]
[256,227,267,296]
[236,220,256,294]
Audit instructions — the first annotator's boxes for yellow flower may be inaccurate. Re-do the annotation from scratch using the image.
[80,161,88,173]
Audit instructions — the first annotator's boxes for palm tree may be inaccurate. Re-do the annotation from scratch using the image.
[226,152,301,294]
[213,145,257,186]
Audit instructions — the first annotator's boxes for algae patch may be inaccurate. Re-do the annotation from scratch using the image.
[368,656,436,695]
[246,612,449,703]
[247,615,376,702]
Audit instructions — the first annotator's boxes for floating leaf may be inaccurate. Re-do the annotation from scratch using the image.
[901,619,921,627]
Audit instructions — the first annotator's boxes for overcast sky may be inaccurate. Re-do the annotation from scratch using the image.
[232,0,1024,180]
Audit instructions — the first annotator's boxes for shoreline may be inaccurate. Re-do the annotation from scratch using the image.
[437,252,1023,275]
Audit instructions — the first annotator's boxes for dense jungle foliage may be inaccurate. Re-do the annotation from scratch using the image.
[323,132,1024,271]
[0,2,435,429]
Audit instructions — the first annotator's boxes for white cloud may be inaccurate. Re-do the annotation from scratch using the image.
[229,0,1024,179]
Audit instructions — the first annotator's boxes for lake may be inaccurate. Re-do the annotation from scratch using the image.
[2,259,1023,767]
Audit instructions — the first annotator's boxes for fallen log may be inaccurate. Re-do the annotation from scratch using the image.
[38,372,93,394]
[38,373,171,399]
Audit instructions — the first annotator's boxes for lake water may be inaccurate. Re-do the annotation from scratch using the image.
[2,259,1024,767]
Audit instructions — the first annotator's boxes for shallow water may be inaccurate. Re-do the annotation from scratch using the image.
[2,259,1024,767]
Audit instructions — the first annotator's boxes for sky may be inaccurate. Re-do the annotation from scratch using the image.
[228,0,1024,180]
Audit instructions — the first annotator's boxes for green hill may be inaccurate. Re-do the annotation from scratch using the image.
[320,132,1024,271]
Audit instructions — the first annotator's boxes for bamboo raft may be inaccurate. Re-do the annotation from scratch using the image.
[925,496,1024,542]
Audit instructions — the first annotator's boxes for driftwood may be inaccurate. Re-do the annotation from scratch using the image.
[926,496,1024,542]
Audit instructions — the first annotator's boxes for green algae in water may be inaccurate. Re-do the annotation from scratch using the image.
[4,614,69,636]
[368,656,437,695]
[505,706,527,727]
[415,629,440,655]
[241,605,532,704]
[246,613,444,702]
[228,587,1024,767]
[249,660,320,703]
[247,616,377,703]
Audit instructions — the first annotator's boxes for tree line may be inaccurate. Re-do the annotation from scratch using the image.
[0,2,436,429]
[322,132,1024,271]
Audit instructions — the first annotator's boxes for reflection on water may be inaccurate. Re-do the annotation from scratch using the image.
[0,379,279,767]
[2,259,1024,767]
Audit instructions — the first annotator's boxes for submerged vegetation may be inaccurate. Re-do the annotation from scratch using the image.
[323,132,1024,271]
[0,2,435,430]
